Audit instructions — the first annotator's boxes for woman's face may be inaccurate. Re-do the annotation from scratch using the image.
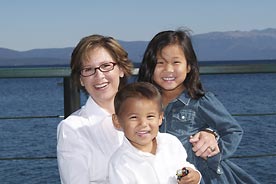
[153,44,190,95]
[80,47,124,107]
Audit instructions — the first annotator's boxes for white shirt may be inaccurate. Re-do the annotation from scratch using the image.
[108,133,200,184]
[57,96,124,184]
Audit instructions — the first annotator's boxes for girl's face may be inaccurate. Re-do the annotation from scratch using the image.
[80,47,124,107]
[113,97,163,153]
[153,44,190,95]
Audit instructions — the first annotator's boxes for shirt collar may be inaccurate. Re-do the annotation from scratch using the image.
[176,91,191,105]
[123,134,161,157]
[84,96,110,119]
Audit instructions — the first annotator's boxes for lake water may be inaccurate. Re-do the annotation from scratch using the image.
[0,72,276,184]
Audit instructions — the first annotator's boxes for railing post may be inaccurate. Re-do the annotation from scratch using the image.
[63,77,80,118]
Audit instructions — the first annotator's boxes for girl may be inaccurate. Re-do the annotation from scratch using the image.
[137,29,260,184]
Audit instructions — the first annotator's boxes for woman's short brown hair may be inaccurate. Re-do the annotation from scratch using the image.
[70,34,133,92]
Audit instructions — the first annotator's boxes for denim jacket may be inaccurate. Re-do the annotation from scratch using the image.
[160,91,260,184]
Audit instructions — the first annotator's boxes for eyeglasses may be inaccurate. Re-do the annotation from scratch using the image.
[80,62,117,77]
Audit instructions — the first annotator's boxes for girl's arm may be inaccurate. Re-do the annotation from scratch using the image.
[196,92,243,160]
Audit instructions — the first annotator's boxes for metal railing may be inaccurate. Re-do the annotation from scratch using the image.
[1,60,276,119]
[1,60,276,158]
[0,65,79,118]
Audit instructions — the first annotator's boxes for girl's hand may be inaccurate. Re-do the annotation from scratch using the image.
[177,167,201,184]
[189,131,220,159]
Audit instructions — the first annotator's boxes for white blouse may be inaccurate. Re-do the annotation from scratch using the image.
[57,96,124,184]
[108,133,200,184]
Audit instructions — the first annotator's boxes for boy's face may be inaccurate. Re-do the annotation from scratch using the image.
[113,97,163,153]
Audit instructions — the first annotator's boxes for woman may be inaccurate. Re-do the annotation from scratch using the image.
[57,34,133,184]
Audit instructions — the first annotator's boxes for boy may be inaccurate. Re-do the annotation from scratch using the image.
[108,82,201,184]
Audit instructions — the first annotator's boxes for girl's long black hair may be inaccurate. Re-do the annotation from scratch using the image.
[137,29,204,99]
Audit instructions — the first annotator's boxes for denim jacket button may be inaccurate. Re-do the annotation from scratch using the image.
[217,166,223,174]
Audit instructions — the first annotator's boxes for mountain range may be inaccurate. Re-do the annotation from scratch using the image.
[1,28,276,66]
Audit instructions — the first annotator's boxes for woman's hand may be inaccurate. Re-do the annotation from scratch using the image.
[189,131,220,159]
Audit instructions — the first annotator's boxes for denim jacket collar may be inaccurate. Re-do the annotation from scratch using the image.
[176,91,191,106]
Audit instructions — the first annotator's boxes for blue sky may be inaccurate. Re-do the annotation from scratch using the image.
[1,0,276,51]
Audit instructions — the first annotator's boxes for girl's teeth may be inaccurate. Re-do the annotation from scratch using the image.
[163,77,174,81]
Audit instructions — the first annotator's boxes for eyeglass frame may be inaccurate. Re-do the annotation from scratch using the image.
[79,62,117,77]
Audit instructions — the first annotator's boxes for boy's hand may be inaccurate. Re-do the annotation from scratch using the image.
[177,167,201,184]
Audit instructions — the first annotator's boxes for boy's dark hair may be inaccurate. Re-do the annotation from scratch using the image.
[137,29,204,99]
[114,82,163,115]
